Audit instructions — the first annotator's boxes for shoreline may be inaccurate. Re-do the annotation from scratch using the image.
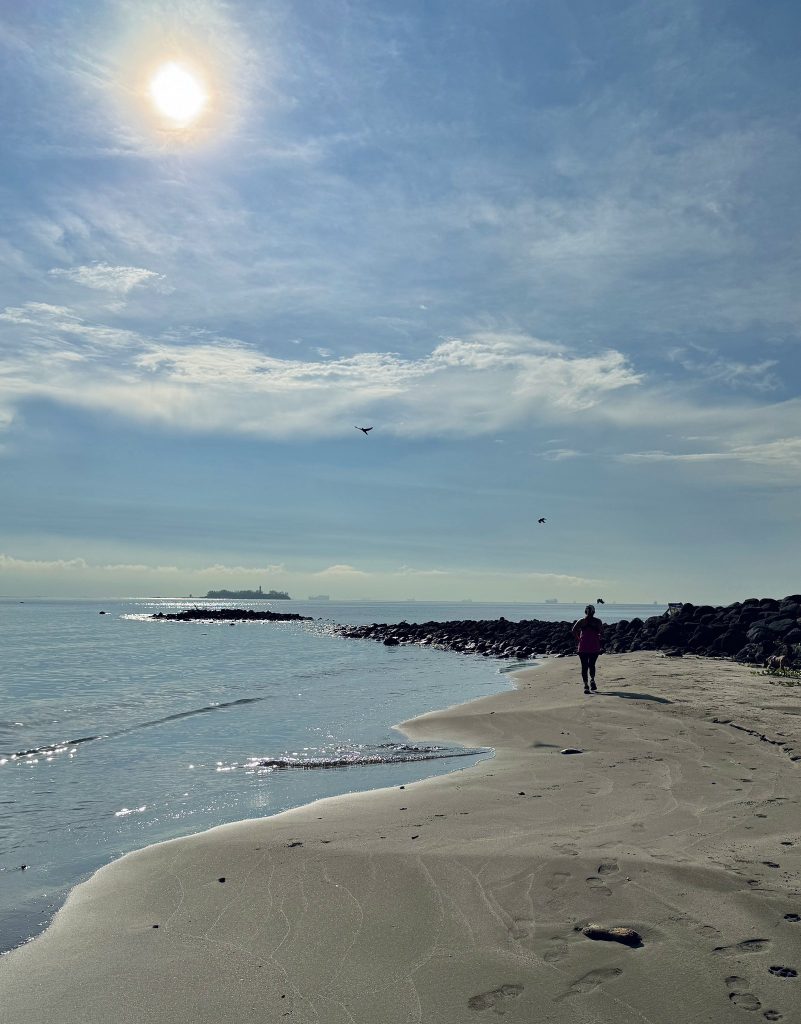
[2,652,800,1023]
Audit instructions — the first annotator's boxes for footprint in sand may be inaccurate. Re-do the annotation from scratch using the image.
[468,984,524,1014]
[763,1011,783,1021]
[597,861,619,876]
[561,967,623,999]
[783,913,800,923]
[551,871,571,889]
[542,942,568,963]
[725,976,761,1011]
[509,918,535,941]
[586,876,612,896]
[714,939,770,956]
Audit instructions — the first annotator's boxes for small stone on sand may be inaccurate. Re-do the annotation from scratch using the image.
[582,924,643,948]
[561,747,584,755]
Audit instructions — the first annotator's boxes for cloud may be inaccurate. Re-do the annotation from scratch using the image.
[538,448,584,461]
[666,346,780,393]
[0,552,604,590]
[0,307,643,438]
[0,553,287,576]
[0,553,90,572]
[49,263,167,294]
[314,564,369,577]
[620,437,801,476]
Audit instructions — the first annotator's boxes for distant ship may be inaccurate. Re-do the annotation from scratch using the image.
[307,594,330,601]
[204,586,290,600]
[544,598,559,604]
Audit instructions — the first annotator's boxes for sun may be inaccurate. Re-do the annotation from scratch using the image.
[149,62,208,125]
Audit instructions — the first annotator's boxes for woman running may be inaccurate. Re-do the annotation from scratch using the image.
[572,604,603,694]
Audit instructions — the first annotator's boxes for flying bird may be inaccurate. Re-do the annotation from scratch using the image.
[355,426,373,435]
[537,517,546,524]
[597,597,605,604]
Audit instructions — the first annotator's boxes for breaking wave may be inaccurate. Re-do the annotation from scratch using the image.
[233,743,490,772]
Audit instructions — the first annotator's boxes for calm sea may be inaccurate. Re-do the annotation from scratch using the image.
[0,597,662,952]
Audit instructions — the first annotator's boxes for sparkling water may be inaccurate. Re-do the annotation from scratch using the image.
[0,598,661,951]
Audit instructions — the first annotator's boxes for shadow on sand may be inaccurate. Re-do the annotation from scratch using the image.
[601,690,672,704]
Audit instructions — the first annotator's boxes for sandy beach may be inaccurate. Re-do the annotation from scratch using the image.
[2,651,800,1024]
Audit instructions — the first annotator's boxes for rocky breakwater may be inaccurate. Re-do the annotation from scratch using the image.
[152,608,312,622]
[336,594,801,666]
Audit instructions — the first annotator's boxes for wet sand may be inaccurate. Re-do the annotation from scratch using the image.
[2,652,800,1023]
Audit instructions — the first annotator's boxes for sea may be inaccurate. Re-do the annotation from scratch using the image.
[0,597,664,953]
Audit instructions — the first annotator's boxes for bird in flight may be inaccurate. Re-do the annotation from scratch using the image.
[355,426,373,435]
[597,597,605,604]
[537,517,546,524]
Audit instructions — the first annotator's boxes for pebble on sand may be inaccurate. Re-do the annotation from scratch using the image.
[581,924,643,948]
[560,747,584,755]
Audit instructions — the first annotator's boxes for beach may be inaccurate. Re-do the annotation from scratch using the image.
[2,651,800,1023]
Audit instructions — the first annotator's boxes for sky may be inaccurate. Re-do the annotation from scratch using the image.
[1,0,799,603]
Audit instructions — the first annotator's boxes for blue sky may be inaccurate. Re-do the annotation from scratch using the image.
[1,0,799,602]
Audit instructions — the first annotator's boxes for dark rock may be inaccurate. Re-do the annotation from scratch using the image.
[152,608,312,623]
[735,644,765,664]
[766,618,796,634]
[709,629,747,655]
[654,621,687,645]
[561,747,583,755]
[581,924,643,948]
[383,636,400,646]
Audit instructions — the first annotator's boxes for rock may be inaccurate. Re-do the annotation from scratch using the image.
[581,924,643,948]
[734,643,765,664]
[383,636,400,646]
[560,747,583,755]
[152,608,312,623]
[766,618,796,634]
[709,629,746,655]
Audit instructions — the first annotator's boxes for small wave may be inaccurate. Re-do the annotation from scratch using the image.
[239,744,489,771]
[2,698,265,760]
[4,736,99,759]
[115,697,264,735]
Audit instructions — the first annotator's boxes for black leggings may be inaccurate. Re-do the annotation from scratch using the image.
[579,652,598,683]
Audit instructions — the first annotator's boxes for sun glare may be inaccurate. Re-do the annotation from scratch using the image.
[149,62,207,124]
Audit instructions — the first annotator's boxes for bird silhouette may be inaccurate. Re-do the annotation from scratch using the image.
[597,597,605,604]
[537,517,546,524]
[355,426,373,435]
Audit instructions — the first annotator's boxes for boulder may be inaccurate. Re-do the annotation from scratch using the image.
[735,643,765,664]
[709,629,747,655]
[766,618,796,634]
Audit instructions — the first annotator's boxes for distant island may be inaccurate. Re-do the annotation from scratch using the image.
[204,586,290,599]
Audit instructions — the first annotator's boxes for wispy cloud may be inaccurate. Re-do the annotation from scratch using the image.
[0,308,642,438]
[666,346,780,393]
[49,263,167,294]
[620,437,801,475]
[0,552,604,590]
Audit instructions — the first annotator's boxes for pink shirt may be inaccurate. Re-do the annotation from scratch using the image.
[574,618,602,653]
